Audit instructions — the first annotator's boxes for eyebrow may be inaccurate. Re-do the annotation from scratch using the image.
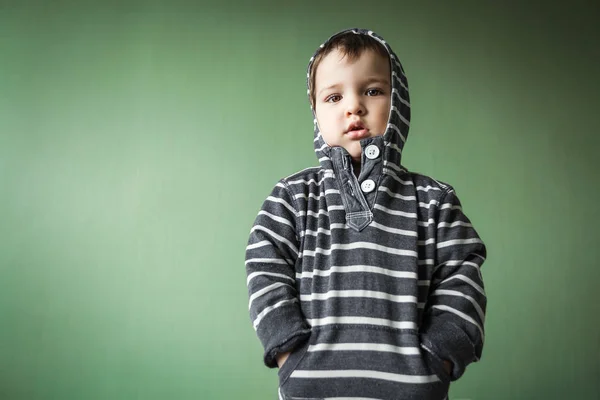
[317,77,391,97]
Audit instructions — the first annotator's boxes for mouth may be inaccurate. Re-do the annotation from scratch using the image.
[345,121,369,139]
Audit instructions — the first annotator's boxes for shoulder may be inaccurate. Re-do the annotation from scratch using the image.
[279,165,331,193]
[282,165,328,182]
[405,170,454,193]
[399,170,456,204]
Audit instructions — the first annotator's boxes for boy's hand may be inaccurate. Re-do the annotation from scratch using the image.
[276,351,291,368]
[443,360,453,376]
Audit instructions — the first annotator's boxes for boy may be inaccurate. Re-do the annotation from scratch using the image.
[245,28,487,400]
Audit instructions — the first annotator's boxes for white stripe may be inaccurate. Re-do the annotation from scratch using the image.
[297,205,344,218]
[302,242,417,258]
[374,204,417,218]
[308,342,421,355]
[245,258,292,266]
[266,196,297,216]
[287,176,331,186]
[431,304,485,339]
[323,398,386,400]
[430,178,451,190]
[378,185,416,200]
[370,221,417,237]
[291,369,438,384]
[391,58,405,75]
[440,274,485,296]
[384,170,413,186]
[463,260,482,269]
[436,259,482,270]
[387,123,407,143]
[250,225,298,255]
[474,253,486,262]
[392,71,409,91]
[391,106,410,127]
[246,240,271,251]
[417,238,436,246]
[248,282,290,309]
[297,265,418,280]
[418,219,436,227]
[392,88,411,107]
[318,156,331,163]
[246,271,295,286]
[382,160,406,173]
[301,223,347,237]
[294,189,340,200]
[387,142,404,156]
[438,221,472,228]
[416,185,443,192]
[302,227,331,236]
[258,210,294,228]
[437,238,483,249]
[301,290,417,303]
[431,289,486,322]
[440,203,462,211]
[418,199,441,209]
[253,298,298,330]
[308,316,417,330]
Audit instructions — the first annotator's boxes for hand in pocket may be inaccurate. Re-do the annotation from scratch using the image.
[276,351,291,368]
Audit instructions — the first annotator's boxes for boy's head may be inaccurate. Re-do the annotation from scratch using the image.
[308,32,392,161]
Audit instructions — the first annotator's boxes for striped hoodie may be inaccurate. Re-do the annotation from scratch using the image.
[245,28,487,400]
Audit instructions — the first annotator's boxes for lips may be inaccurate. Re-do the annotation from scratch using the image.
[346,121,369,139]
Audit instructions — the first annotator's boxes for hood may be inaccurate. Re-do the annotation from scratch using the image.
[306,28,411,172]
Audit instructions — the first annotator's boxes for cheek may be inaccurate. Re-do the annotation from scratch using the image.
[380,103,391,122]
[316,110,336,130]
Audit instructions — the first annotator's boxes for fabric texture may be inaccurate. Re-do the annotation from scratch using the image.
[245,28,487,400]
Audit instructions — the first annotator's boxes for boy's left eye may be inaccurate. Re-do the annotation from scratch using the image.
[366,88,383,96]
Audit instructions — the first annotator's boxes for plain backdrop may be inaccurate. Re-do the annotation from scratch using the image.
[1,1,599,399]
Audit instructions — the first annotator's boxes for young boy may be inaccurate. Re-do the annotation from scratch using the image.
[245,28,487,400]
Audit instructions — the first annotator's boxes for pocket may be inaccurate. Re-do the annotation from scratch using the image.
[281,326,450,399]
[420,343,452,384]
[277,335,311,386]
[280,394,323,400]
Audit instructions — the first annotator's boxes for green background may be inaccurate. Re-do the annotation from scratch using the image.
[1,1,599,399]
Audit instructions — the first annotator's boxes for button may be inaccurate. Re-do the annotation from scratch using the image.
[365,145,380,159]
[361,179,376,193]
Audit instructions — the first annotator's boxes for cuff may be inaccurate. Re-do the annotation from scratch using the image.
[419,315,476,381]
[256,302,311,368]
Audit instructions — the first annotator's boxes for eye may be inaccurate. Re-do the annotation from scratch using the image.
[366,88,384,96]
[325,94,342,103]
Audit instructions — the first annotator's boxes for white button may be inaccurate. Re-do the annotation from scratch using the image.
[361,179,376,193]
[365,145,380,159]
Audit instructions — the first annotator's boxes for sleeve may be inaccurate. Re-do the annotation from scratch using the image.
[245,180,311,368]
[419,187,487,382]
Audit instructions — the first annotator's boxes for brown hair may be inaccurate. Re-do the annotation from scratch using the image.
[308,32,390,107]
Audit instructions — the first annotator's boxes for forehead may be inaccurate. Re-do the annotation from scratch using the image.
[315,48,390,86]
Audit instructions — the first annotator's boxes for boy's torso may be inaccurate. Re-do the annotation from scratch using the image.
[278,163,452,400]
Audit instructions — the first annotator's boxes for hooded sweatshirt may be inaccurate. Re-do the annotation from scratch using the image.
[245,28,487,400]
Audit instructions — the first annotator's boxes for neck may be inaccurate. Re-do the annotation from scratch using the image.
[352,159,361,178]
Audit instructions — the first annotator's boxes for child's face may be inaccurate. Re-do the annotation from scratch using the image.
[314,48,391,161]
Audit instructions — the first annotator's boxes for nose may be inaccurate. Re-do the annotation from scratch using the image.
[345,95,365,116]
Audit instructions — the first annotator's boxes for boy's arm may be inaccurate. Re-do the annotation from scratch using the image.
[419,187,487,382]
[245,181,311,368]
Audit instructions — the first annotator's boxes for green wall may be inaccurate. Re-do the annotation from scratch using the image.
[1,1,598,399]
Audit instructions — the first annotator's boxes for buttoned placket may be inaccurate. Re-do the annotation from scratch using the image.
[331,137,384,232]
